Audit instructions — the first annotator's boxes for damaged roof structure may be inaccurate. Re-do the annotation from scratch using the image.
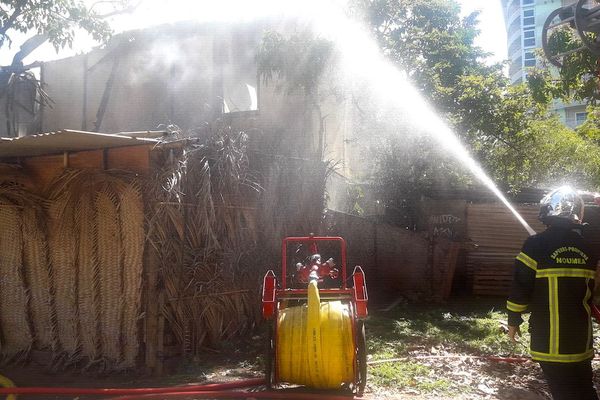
[0,20,351,372]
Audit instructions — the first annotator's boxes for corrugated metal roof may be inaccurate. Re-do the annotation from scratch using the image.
[466,203,546,270]
[0,130,163,158]
[466,203,546,296]
[425,186,548,204]
[467,203,600,296]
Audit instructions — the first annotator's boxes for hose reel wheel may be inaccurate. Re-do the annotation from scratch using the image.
[543,0,600,68]
[355,319,367,396]
[576,0,600,56]
[265,322,275,390]
[543,6,574,67]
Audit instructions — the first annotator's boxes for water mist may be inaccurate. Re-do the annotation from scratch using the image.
[115,0,537,236]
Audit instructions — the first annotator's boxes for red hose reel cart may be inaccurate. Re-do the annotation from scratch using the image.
[261,235,369,396]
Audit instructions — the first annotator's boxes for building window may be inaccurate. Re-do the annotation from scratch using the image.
[522,0,534,5]
[523,28,535,47]
[523,9,535,26]
[524,51,536,67]
[576,112,588,125]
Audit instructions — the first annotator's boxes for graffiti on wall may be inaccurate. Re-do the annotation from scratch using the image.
[429,214,462,239]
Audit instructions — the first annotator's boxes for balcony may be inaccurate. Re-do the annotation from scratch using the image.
[508,35,522,56]
[509,56,523,82]
[511,49,524,64]
[508,6,521,27]
[508,18,521,39]
[505,0,519,13]
[509,57,522,73]
[508,25,522,44]
[510,70,523,84]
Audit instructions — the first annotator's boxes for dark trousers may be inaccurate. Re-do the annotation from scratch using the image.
[539,360,598,400]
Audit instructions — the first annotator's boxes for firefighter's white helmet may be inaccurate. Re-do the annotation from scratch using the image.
[539,186,584,224]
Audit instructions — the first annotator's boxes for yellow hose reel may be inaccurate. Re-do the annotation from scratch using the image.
[277,281,355,389]
[262,235,369,396]
[0,374,16,400]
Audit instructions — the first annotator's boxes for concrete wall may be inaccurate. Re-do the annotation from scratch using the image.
[0,74,40,137]
[37,21,355,168]
[42,25,217,133]
[375,222,430,297]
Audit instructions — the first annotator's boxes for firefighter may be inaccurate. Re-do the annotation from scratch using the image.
[507,186,599,399]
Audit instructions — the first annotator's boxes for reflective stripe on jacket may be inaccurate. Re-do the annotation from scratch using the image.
[507,225,598,363]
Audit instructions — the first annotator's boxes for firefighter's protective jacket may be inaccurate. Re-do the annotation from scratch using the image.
[507,225,598,363]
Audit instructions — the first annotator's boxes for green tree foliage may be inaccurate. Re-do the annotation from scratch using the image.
[528,25,600,104]
[0,1,115,52]
[528,18,600,157]
[577,107,600,142]
[257,31,334,97]
[352,0,600,214]
[257,30,337,160]
[488,116,600,190]
[0,0,139,65]
[353,0,493,104]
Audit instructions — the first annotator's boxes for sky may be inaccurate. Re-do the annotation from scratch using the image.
[458,0,508,65]
[0,0,509,68]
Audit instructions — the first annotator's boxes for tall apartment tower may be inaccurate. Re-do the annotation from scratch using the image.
[501,0,587,127]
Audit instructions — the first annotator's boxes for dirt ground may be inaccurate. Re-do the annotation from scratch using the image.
[2,299,599,400]
[0,344,550,400]
[0,359,552,400]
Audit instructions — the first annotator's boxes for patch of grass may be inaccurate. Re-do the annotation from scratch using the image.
[370,362,454,394]
[367,299,530,359]
[365,298,531,394]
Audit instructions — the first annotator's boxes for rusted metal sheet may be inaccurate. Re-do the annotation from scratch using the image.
[467,202,600,296]
[466,203,545,296]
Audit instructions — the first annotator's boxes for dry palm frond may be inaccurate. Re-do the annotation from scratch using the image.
[76,191,100,361]
[45,168,139,367]
[21,206,56,351]
[0,169,55,358]
[257,157,330,252]
[47,195,80,358]
[0,163,32,189]
[147,122,269,355]
[118,182,144,368]
[95,187,123,364]
[0,165,151,369]
[0,205,33,359]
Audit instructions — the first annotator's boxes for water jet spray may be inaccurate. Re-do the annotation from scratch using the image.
[306,4,538,236]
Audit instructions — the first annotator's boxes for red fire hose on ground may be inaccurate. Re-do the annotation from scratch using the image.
[0,355,535,400]
[0,379,265,396]
[0,378,358,399]
[113,391,356,399]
